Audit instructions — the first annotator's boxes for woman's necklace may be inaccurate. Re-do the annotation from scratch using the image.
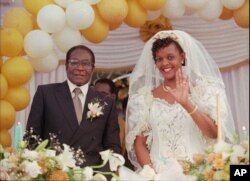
[162,82,176,93]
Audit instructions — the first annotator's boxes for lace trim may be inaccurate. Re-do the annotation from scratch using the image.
[126,121,152,151]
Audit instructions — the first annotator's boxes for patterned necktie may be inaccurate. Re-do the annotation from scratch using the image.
[73,88,82,124]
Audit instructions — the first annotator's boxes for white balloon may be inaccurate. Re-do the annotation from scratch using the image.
[29,52,59,73]
[37,4,66,33]
[54,0,76,8]
[182,0,209,9]
[147,10,161,21]
[198,0,223,21]
[66,1,95,30]
[184,7,196,16]
[162,0,185,19]
[24,30,54,58]
[221,0,245,10]
[80,0,101,5]
[52,25,82,53]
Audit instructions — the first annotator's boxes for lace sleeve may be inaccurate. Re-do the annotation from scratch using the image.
[190,77,235,141]
[125,90,153,169]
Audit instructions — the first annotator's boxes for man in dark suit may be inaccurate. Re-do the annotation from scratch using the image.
[26,45,122,169]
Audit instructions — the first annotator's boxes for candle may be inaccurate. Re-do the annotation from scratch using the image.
[217,95,222,142]
[13,122,23,151]
[242,126,248,141]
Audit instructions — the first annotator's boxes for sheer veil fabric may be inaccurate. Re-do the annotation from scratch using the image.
[125,30,235,170]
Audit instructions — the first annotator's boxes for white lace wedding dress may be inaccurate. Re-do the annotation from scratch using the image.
[120,80,233,180]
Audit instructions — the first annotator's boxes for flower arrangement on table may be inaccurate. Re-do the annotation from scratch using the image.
[180,135,249,181]
[0,129,125,181]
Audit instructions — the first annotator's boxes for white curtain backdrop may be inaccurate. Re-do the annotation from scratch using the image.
[4,12,248,142]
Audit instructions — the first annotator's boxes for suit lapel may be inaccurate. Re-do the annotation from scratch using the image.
[55,81,79,131]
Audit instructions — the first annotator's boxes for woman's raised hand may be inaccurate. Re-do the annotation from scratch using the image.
[169,68,189,106]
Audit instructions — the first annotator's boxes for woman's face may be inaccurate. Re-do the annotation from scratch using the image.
[155,43,185,81]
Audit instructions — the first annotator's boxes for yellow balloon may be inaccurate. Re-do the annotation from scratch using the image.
[0,57,3,71]
[3,86,30,111]
[1,56,33,87]
[0,129,12,147]
[81,6,109,43]
[138,0,166,11]
[31,15,40,30]
[3,8,33,37]
[0,74,8,99]
[109,22,122,31]
[124,0,147,28]
[22,0,54,15]
[219,7,233,20]
[97,0,128,24]
[0,100,16,130]
[233,0,249,28]
[0,28,24,57]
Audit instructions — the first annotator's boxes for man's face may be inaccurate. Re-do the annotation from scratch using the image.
[94,83,112,96]
[94,83,116,99]
[66,49,94,86]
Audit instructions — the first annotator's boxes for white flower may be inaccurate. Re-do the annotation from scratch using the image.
[3,151,11,158]
[186,175,198,181]
[56,144,76,171]
[230,154,240,164]
[232,145,245,156]
[71,166,93,181]
[87,98,106,121]
[229,145,246,164]
[213,170,224,181]
[92,173,107,181]
[87,102,104,119]
[0,158,15,170]
[21,160,42,178]
[214,141,232,153]
[100,149,113,165]
[138,165,156,181]
[99,150,125,171]
[83,166,93,180]
[45,149,56,157]
[109,153,125,171]
[22,149,39,160]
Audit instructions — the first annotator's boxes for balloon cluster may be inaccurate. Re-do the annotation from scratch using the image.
[163,0,249,28]
[0,0,249,73]
[0,57,33,147]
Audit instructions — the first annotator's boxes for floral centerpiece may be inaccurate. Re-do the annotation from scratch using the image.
[0,129,125,181]
[180,135,249,181]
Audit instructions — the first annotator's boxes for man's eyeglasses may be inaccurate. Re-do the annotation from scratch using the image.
[68,59,93,69]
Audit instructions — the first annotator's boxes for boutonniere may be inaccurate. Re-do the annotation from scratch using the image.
[87,97,107,121]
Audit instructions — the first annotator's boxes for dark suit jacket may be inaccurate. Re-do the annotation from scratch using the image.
[26,81,122,167]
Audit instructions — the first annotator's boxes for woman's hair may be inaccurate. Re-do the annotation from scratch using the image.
[151,37,184,62]
[66,45,95,64]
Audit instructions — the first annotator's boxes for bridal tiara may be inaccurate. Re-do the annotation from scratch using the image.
[150,31,185,49]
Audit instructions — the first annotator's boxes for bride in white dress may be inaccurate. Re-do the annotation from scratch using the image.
[120,30,235,181]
